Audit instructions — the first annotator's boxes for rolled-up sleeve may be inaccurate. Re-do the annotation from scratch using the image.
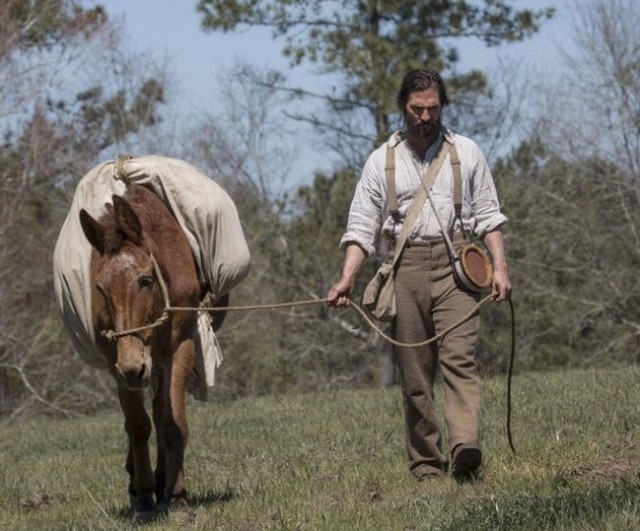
[339,152,385,256]
[468,142,508,238]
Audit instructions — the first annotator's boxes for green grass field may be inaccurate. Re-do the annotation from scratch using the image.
[1,366,640,530]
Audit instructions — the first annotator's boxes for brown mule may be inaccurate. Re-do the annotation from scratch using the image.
[80,183,202,521]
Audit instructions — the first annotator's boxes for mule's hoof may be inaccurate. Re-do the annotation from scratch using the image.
[131,495,156,522]
[170,496,189,511]
[132,508,156,523]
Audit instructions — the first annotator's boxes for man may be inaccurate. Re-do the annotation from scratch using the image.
[327,68,511,481]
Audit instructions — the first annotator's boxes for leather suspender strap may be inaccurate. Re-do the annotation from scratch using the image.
[450,144,462,218]
[386,136,458,225]
[387,139,453,268]
[385,144,399,218]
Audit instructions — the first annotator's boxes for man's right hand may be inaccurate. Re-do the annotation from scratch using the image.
[326,242,368,307]
[326,278,353,307]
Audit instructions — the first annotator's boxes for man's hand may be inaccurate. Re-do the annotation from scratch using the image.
[492,267,512,302]
[483,229,512,302]
[326,243,368,308]
[327,278,354,307]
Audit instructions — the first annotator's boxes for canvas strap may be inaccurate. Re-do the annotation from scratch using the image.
[424,143,467,260]
[450,144,462,218]
[385,144,399,218]
[385,138,453,268]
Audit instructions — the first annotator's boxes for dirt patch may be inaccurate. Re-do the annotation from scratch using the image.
[19,492,51,510]
[591,457,640,479]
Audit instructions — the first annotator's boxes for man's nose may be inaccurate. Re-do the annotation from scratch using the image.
[419,109,430,121]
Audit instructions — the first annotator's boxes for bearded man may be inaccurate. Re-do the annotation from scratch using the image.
[327,68,511,481]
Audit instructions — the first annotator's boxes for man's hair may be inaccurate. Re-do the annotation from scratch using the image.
[396,68,450,110]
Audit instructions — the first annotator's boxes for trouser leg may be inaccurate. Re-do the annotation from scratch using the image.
[432,274,481,452]
[393,248,446,475]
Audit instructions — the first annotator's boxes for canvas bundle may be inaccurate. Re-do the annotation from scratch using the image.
[53,155,252,400]
[362,262,396,321]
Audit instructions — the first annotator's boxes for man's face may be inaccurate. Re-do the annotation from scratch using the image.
[405,87,442,145]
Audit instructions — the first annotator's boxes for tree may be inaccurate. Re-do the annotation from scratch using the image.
[194,0,555,387]
[183,63,295,205]
[0,1,107,122]
[486,137,640,373]
[561,0,640,180]
[197,0,554,164]
[486,0,640,373]
[0,1,170,419]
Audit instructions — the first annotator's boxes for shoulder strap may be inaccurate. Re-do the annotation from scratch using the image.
[450,144,462,218]
[388,140,452,267]
[385,144,399,218]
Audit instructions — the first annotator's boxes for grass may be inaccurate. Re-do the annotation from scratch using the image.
[1,366,640,530]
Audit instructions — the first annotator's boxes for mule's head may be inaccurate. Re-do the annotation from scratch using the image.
[80,193,164,390]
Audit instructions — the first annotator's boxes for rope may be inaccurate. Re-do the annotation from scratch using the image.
[506,295,517,454]
[113,154,133,184]
[101,288,494,348]
[101,313,170,341]
[347,294,494,348]
[166,294,493,349]
[99,256,516,453]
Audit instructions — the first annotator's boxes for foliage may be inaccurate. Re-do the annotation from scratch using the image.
[197,0,555,159]
[0,0,168,418]
[204,166,383,397]
[0,0,107,53]
[190,1,556,393]
[4,0,640,419]
[474,0,640,374]
[480,137,640,373]
[75,80,165,150]
[2,367,640,529]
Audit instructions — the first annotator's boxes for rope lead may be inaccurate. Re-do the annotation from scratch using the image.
[100,257,516,453]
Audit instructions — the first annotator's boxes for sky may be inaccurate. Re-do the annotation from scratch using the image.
[95,0,573,180]
[98,0,571,92]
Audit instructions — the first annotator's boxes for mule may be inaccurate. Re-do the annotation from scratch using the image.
[79,183,210,521]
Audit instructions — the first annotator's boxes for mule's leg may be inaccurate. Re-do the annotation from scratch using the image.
[159,337,196,507]
[151,366,168,507]
[118,385,156,521]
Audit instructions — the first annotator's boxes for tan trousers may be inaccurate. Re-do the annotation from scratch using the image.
[392,239,481,475]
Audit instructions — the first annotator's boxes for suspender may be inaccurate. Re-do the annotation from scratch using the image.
[385,144,399,218]
[450,143,462,219]
[385,140,462,225]
[385,140,453,264]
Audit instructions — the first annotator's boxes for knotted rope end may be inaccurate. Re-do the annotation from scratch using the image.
[113,154,134,185]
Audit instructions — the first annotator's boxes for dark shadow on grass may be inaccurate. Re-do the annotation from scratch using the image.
[188,487,235,506]
[108,487,236,524]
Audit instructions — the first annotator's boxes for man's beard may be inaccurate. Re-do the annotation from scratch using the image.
[406,118,440,144]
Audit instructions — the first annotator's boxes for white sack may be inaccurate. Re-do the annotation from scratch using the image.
[53,155,251,400]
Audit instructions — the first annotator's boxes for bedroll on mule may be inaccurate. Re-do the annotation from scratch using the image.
[53,155,251,400]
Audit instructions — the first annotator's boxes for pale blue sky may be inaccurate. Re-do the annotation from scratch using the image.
[93,0,571,182]
[98,0,570,112]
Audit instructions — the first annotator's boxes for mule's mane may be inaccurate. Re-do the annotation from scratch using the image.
[99,184,172,255]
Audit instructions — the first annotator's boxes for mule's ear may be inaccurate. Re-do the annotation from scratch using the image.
[112,195,142,244]
[79,209,106,254]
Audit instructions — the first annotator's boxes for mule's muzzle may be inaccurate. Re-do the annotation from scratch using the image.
[115,336,152,390]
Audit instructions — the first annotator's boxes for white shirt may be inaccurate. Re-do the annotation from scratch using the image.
[340,127,508,256]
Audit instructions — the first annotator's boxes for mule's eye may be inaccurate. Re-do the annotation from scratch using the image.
[138,275,154,290]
